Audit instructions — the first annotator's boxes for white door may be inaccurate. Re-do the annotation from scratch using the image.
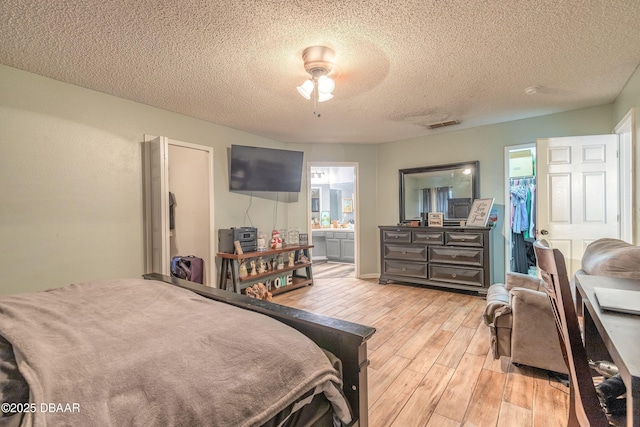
[146,136,170,275]
[537,135,619,276]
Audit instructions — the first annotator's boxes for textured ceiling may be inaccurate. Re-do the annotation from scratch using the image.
[1,1,639,144]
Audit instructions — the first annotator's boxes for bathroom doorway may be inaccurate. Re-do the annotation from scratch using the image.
[308,163,358,278]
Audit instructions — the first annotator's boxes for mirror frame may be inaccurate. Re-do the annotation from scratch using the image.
[399,161,480,225]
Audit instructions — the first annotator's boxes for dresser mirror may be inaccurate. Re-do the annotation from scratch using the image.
[399,161,479,225]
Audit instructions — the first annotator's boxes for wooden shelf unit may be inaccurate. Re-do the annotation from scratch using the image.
[217,244,314,295]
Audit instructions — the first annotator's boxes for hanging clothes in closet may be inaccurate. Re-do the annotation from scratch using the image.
[510,177,536,273]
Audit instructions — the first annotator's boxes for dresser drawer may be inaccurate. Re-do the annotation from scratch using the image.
[429,247,483,267]
[413,231,444,245]
[428,265,484,287]
[383,260,427,278]
[445,231,484,247]
[384,244,427,261]
[383,230,411,243]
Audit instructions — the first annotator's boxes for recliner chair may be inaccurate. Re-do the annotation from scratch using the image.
[483,238,640,375]
[483,271,568,374]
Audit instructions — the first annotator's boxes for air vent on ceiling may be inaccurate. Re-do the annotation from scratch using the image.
[427,120,460,129]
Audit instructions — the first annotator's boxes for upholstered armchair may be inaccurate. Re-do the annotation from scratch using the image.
[483,238,640,375]
[483,271,568,374]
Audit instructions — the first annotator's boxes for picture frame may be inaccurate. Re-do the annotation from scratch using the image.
[299,233,308,245]
[342,198,353,213]
[465,198,495,227]
[310,188,321,212]
[233,240,244,255]
[321,211,331,227]
[427,212,444,227]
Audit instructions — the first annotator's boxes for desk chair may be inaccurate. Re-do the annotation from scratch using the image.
[533,240,610,427]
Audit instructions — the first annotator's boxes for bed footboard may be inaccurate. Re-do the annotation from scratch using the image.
[143,273,375,427]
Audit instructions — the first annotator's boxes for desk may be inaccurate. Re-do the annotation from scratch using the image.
[575,274,640,427]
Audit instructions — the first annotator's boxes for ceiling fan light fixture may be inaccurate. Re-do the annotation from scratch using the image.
[317,75,335,94]
[318,92,334,102]
[296,46,339,116]
[296,79,314,99]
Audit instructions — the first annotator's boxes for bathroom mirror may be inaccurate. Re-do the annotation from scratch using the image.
[399,161,479,225]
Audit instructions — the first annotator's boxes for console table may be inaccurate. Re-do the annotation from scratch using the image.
[378,225,492,294]
[217,244,313,295]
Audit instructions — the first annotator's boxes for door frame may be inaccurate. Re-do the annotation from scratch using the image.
[503,143,536,275]
[307,162,360,277]
[614,108,635,243]
[503,135,633,274]
[143,135,216,284]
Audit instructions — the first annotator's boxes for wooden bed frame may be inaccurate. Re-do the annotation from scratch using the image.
[144,273,376,427]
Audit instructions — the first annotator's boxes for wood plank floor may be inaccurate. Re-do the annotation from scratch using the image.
[274,277,569,427]
[313,261,355,279]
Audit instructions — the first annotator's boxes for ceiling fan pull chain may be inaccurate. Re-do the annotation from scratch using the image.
[313,83,321,117]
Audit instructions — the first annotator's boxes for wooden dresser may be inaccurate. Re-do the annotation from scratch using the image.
[378,225,492,294]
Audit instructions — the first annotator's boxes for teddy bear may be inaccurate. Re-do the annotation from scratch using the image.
[270,229,283,249]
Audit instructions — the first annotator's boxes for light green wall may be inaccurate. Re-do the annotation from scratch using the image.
[376,104,614,282]
[0,65,379,294]
[2,63,637,295]
[612,65,640,244]
[0,65,293,294]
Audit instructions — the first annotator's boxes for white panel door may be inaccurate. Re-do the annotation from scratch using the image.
[147,136,170,276]
[537,135,619,276]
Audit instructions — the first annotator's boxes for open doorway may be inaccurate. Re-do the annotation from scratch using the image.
[504,144,537,275]
[308,163,358,279]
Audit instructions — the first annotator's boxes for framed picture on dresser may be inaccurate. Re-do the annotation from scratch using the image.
[466,198,495,227]
[427,212,444,227]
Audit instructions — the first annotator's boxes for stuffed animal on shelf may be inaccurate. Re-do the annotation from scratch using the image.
[270,230,283,249]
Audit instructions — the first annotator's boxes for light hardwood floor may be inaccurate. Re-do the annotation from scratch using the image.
[274,277,569,427]
[313,261,355,279]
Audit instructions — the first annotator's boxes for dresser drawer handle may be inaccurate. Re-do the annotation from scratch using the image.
[460,238,465,241]
[402,267,407,271]
[451,273,457,278]
[395,235,399,238]
[451,254,457,259]
[402,251,407,255]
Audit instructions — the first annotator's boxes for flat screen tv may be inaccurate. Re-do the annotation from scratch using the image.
[229,145,304,192]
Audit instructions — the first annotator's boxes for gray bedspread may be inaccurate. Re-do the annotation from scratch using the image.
[0,279,351,427]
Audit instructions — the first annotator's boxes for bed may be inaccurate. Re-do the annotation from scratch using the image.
[0,273,375,427]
